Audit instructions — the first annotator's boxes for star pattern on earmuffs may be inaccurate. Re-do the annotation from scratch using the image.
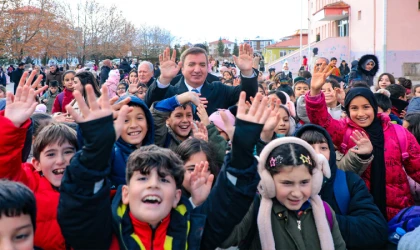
[300,154,312,166]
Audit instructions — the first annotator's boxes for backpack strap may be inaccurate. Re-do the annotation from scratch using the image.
[334,169,350,215]
[393,124,409,161]
[340,127,353,152]
[323,201,334,231]
[58,92,64,110]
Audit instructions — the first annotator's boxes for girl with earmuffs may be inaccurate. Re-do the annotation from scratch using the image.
[220,137,346,250]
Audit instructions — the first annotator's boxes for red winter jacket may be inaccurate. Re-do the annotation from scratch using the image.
[0,113,66,250]
[52,88,74,114]
[305,92,420,220]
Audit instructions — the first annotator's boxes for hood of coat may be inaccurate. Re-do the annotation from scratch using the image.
[357,54,379,76]
[116,95,155,146]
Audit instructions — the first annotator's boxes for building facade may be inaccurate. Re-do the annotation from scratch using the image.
[208,39,235,57]
[243,37,274,53]
[263,31,308,65]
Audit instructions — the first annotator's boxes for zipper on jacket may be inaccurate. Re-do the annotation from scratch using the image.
[151,226,156,250]
[297,220,301,231]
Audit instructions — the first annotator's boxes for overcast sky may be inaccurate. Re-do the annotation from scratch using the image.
[74,0,308,44]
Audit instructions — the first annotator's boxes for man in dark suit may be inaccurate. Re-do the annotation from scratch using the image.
[144,44,258,116]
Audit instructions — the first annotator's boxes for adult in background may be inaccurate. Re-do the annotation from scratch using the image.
[339,60,350,76]
[348,54,379,87]
[329,57,341,77]
[0,67,6,87]
[12,62,25,94]
[100,59,112,85]
[145,44,258,116]
[46,64,63,88]
[137,61,155,87]
[118,58,131,74]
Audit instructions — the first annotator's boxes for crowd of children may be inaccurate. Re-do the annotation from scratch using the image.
[1,49,420,250]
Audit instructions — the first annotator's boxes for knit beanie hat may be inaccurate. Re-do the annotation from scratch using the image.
[209,109,235,135]
[257,137,333,250]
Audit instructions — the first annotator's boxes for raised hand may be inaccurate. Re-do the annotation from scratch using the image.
[67,85,130,139]
[190,161,214,206]
[233,44,254,76]
[260,98,282,142]
[109,95,131,119]
[128,80,139,94]
[5,71,48,128]
[196,104,210,126]
[236,92,271,125]
[192,121,208,142]
[158,47,182,84]
[310,62,335,96]
[335,81,346,106]
[176,92,201,106]
[233,77,241,87]
[350,130,373,155]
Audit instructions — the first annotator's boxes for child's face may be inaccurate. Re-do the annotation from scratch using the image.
[129,72,138,83]
[0,214,34,250]
[117,85,126,97]
[122,168,181,228]
[63,73,75,91]
[0,91,5,98]
[321,83,337,106]
[311,143,330,161]
[415,87,420,97]
[223,72,232,80]
[32,141,76,187]
[166,106,193,140]
[274,108,290,135]
[294,83,309,99]
[182,152,209,193]
[135,87,147,100]
[49,86,58,94]
[73,77,84,94]
[348,96,375,127]
[273,165,312,210]
[378,75,391,89]
[120,106,148,147]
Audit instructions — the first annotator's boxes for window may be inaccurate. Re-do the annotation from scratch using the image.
[358,11,362,20]
[280,51,286,57]
[418,0,420,10]
[338,19,349,37]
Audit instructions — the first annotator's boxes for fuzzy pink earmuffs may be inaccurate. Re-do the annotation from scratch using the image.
[257,137,333,250]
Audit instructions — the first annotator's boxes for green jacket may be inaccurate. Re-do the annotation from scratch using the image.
[336,150,373,175]
[221,199,346,250]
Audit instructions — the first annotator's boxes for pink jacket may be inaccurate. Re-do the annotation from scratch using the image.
[305,92,420,220]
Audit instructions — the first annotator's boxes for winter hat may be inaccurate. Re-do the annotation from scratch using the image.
[407,97,420,115]
[34,104,47,113]
[108,69,120,83]
[345,87,378,117]
[280,91,296,117]
[257,137,333,250]
[294,76,307,84]
[209,109,235,135]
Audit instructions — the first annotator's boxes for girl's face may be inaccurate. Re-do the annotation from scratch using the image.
[129,72,138,83]
[415,87,420,97]
[274,108,290,135]
[258,86,265,96]
[73,77,84,94]
[348,96,375,127]
[223,72,232,80]
[63,73,75,91]
[182,152,209,193]
[294,83,309,99]
[0,91,5,98]
[321,83,337,106]
[273,165,312,210]
[378,75,391,89]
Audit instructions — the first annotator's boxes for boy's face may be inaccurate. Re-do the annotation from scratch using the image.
[122,168,181,228]
[120,106,148,147]
[49,86,58,94]
[321,83,337,106]
[311,142,330,161]
[32,141,76,187]
[0,214,34,250]
[166,106,193,140]
[294,83,309,99]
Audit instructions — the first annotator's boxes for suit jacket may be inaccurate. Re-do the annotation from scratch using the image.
[145,69,258,116]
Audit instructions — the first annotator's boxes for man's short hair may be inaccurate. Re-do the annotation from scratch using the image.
[374,93,392,112]
[18,62,25,67]
[180,47,208,67]
[318,57,330,64]
[193,43,208,53]
[386,84,406,99]
[0,180,36,231]
[33,123,78,161]
[126,145,185,189]
[139,61,154,72]
[330,57,337,61]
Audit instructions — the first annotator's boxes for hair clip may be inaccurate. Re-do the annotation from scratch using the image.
[300,154,312,166]
[269,155,283,167]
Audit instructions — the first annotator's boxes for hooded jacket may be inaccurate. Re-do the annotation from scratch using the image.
[110,95,155,187]
[295,124,388,249]
[348,55,379,86]
[407,97,420,115]
[305,91,420,220]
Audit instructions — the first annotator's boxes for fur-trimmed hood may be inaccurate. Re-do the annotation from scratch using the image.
[357,54,379,76]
